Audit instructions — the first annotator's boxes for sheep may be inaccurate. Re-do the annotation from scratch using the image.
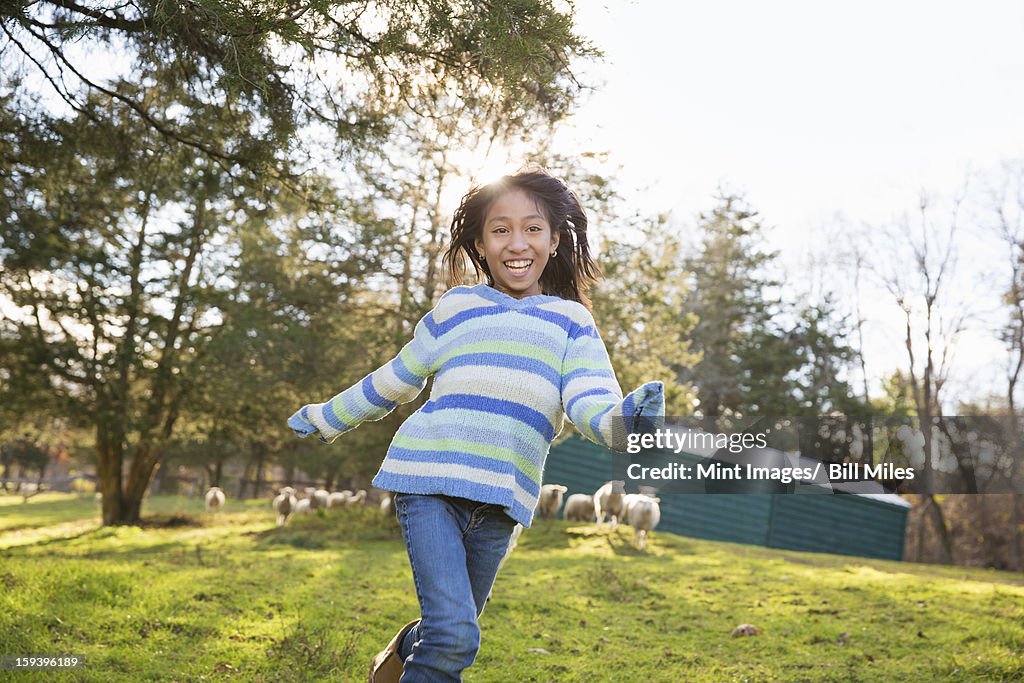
[563,493,596,522]
[619,493,642,525]
[205,486,225,513]
[380,494,393,515]
[594,480,626,528]
[327,491,350,509]
[623,487,660,525]
[294,497,313,515]
[536,484,567,520]
[347,489,367,507]
[273,486,297,526]
[630,495,661,550]
[311,488,329,511]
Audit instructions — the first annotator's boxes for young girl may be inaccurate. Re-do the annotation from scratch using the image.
[288,168,665,682]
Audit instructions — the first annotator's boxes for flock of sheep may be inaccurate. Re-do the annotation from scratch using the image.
[270,486,382,526]
[203,478,661,549]
[202,485,387,526]
[535,480,662,550]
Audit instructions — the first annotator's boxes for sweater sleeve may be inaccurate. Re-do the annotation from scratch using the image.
[288,310,438,444]
[560,311,665,452]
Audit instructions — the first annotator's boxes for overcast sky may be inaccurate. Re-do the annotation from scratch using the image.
[533,0,1024,405]
[563,0,1024,237]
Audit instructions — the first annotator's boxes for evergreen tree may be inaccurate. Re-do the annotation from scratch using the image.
[681,193,869,419]
[680,193,778,417]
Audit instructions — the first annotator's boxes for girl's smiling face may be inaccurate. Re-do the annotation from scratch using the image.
[475,189,560,299]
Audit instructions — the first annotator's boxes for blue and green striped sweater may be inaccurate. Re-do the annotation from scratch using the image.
[288,283,665,527]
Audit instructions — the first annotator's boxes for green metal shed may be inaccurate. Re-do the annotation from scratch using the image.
[544,435,910,561]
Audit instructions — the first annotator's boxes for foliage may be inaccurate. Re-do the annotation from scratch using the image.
[590,215,699,415]
[679,192,868,418]
[0,0,597,523]
[0,0,598,177]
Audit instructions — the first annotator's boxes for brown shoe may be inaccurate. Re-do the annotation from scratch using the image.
[368,618,420,683]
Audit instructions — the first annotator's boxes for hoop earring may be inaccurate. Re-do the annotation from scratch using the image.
[551,250,557,258]
[478,253,486,262]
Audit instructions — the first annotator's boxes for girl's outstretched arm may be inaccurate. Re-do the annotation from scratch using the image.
[288,312,438,444]
[560,311,665,452]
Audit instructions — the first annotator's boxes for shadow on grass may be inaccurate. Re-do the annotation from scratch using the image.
[251,507,402,551]
[1,525,104,550]
[138,513,205,529]
[522,520,701,559]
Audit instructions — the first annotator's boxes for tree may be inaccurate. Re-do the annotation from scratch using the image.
[0,2,597,524]
[0,437,48,493]
[589,215,699,417]
[988,161,1024,569]
[678,193,865,419]
[876,190,969,564]
[2,89,386,522]
[1,1,596,180]
[679,192,779,418]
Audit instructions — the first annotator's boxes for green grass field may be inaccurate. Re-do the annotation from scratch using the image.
[1,493,1022,682]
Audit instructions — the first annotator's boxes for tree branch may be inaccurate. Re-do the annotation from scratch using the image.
[48,0,147,32]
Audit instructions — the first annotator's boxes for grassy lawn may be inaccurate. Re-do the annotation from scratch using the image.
[1,493,1022,682]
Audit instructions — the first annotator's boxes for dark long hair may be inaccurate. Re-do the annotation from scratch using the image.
[443,167,600,307]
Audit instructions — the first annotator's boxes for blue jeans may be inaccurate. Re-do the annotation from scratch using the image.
[394,493,517,682]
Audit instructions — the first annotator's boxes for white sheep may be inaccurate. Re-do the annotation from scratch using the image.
[380,494,393,515]
[347,489,367,507]
[327,491,350,509]
[619,493,642,525]
[563,493,596,522]
[273,486,297,526]
[311,488,329,511]
[204,486,225,513]
[294,498,312,515]
[594,480,626,528]
[536,484,567,520]
[630,495,661,550]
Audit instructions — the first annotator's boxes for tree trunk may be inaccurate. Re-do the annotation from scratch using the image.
[121,443,164,524]
[923,494,954,564]
[912,497,926,562]
[253,444,265,499]
[977,495,995,568]
[96,422,124,525]
[237,458,253,499]
[1013,494,1024,572]
[32,463,46,496]
[151,463,165,494]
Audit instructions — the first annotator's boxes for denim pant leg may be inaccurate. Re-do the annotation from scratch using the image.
[394,494,516,683]
[464,503,518,617]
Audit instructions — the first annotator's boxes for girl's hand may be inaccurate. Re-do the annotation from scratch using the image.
[633,381,666,434]
[288,406,319,438]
